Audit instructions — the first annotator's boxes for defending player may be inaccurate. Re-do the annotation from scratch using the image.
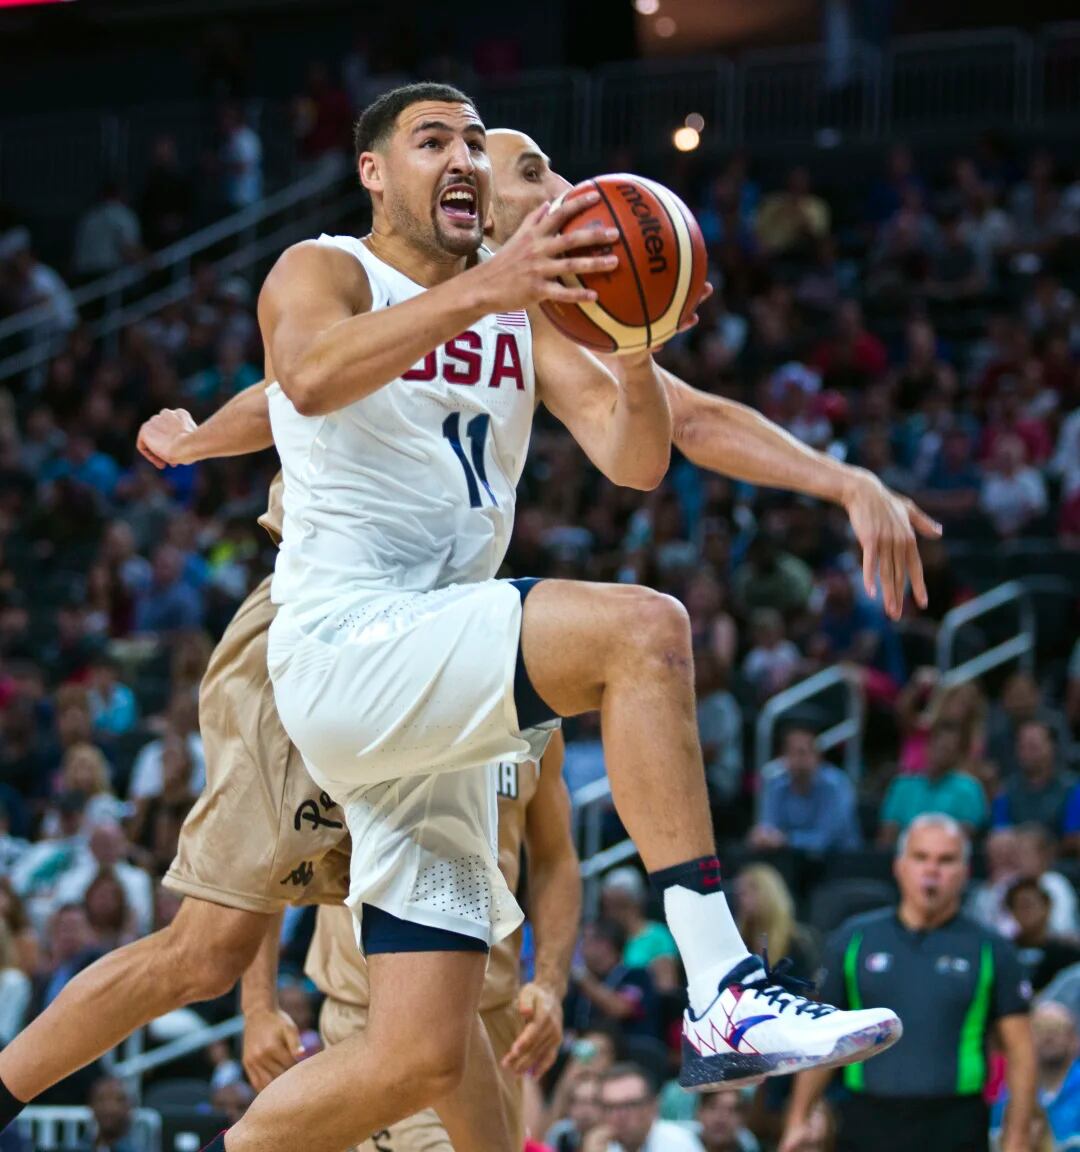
[206,82,902,1152]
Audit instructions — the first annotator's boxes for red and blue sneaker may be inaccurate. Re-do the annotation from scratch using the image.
[679,955,901,1090]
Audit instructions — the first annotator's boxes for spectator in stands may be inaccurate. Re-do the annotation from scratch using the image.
[583,1064,703,1152]
[969,828,1023,938]
[742,609,804,703]
[925,207,985,301]
[810,571,906,698]
[981,380,1054,467]
[992,1000,1080,1150]
[128,690,204,807]
[0,921,31,1046]
[139,135,193,251]
[987,672,1046,779]
[82,871,136,953]
[697,1090,760,1152]
[11,792,89,927]
[564,920,659,1043]
[0,802,28,879]
[916,426,983,530]
[734,864,818,980]
[897,674,988,779]
[71,182,143,283]
[980,433,1049,539]
[1006,878,1080,992]
[877,715,989,846]
[889,317,956,417]
[218,103,263,212]
[694,648,742,803]
[756,167,830,260]
[212,1079,256,1126]
[599,868,679,994]
[0,880,38,977]
[129,734,196,876]
[810,300,887,392]
[0,227,77,342]
[188,336,261,404]
[732,532,810,622]
[51,822,153,939]
[85,658,137,738]
[545,1070,602,1152]
[992,721,1080,841]
[34,903,102,1011]
[53,745,126,831]
[546,1032,618,1147]
[293,62,352,172]
[131,544,204,635]
[751,724,860,854]
[1013,825,1080,940]
[74,1076,136,1152]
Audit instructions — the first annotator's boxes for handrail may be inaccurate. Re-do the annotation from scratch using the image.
[754,665,864,783]
[0,157,349,350]
[110,1015,245,1082]
[936,580,1035,685]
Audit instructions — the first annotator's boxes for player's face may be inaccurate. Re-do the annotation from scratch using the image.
[486,130,571,245]
[366,101,491,258]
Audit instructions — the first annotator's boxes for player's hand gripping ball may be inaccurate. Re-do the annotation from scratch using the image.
[540,173,708,354]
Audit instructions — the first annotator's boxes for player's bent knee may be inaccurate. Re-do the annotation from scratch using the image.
[396,1030,470,1105]
[628,589,692,664]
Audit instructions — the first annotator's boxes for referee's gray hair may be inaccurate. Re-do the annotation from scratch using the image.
[896,813,972,864]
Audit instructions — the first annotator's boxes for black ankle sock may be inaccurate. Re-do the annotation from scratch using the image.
[649,854,722,898]
[0,1076,26,1130]
[201,1135,228,1152]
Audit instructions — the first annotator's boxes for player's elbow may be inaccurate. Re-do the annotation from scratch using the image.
[620,456,669,492]
[280,362,331,417]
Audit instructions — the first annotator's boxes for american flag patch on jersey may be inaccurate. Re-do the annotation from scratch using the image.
[495,310,527,328]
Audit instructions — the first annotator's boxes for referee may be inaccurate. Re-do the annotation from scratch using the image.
[780,813,1035,1152]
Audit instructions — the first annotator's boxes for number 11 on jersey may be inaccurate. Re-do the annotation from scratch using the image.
[442,413,497,509]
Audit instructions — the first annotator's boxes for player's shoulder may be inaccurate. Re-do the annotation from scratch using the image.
[261,237,371,310]
[836,906,897,942]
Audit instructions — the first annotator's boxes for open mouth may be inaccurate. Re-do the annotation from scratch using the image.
[439,184,478,222]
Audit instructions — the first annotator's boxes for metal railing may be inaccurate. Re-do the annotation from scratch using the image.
[19,1106,161,1152]
[110,1016,245,1092]
[754,664,865,785]
[936,580,1035,687]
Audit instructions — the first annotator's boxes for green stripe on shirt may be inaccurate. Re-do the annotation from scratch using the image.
[842,930,865,1092]
[956,941,994,1095]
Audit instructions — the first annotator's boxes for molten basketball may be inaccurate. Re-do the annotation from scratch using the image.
[540,173,708,355]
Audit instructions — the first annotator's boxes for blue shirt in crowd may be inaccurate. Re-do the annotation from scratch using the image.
[759,763,863,853]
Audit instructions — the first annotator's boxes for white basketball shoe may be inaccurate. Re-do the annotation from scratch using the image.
[679,954,902,1090]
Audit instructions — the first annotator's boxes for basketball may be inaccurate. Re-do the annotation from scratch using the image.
[540,173,708,355]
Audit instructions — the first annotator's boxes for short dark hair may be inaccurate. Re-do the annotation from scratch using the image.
[353,82,476,161]
[1005,876,1051,910]
[588,918,628,954]
[602,1061,657,1097]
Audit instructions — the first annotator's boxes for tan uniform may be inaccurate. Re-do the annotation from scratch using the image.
[307,760,540,1152]
[164,474,352,912]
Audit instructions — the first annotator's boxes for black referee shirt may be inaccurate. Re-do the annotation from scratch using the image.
[819,908,1030,1098]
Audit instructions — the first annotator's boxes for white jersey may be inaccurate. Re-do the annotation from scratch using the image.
[268,234,536,624]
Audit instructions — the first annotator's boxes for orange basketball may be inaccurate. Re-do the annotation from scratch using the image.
[540,173,708,355]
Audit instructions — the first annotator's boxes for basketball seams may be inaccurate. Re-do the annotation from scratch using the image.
[632,184,681,320]
[591,178,653,348]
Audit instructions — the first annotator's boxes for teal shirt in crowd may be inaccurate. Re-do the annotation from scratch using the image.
[881,771,988,832]
[624,921,679,970]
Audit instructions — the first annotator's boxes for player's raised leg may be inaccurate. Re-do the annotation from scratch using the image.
[519,579,902,1089]
[0,899,268,1104]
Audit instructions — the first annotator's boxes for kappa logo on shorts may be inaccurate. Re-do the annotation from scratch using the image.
[372,1132,393,1152]
[279,860,315,887]
[294,792,345,833]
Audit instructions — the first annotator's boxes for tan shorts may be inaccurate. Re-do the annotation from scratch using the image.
[320,996,524,1152]
[164,575,351,914]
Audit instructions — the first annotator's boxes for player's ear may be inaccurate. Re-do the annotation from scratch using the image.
[359,150,383,194]
[482,200,495,239]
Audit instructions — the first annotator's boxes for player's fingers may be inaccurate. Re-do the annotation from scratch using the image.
[880,542,898,620]
[699,280,715,304]
[137,438,167,469]
[907,534,929,610]
[906,499,943,538]
[551,225,618,255]
[861,538,877,601]
[554,254,618,278]
[544,190,601,231]
[503,1020,552,1072]
[542,283,599,304]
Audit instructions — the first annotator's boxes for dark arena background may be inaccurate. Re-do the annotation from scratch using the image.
[0,1,1079,1150]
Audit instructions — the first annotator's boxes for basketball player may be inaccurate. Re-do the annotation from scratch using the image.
[190,82,902,1152]
[307,734,576,1152]
[0,104,932,1142]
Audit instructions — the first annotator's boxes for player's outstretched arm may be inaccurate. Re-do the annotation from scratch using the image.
[240,913,304,1093]
[504,732,581,1077]
[533,306,670,491]
[262,197,613,418]
[663,372,942,620]
[136,380,274,468]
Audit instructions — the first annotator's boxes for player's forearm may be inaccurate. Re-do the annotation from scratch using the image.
[240,913,283,1016]
[666,372,863,506]
[528,849,582,1001]
[602,354,671,490]
[785,1065,833,1126]
[282,273,491,417]
[175,381,274,464]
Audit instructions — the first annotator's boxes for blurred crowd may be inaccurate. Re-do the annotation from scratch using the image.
[0,95,1079,1151]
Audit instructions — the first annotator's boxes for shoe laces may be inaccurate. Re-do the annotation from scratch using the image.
[738,950,836,1020]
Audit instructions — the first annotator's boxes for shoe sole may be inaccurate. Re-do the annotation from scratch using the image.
[679,1015,903,1091]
